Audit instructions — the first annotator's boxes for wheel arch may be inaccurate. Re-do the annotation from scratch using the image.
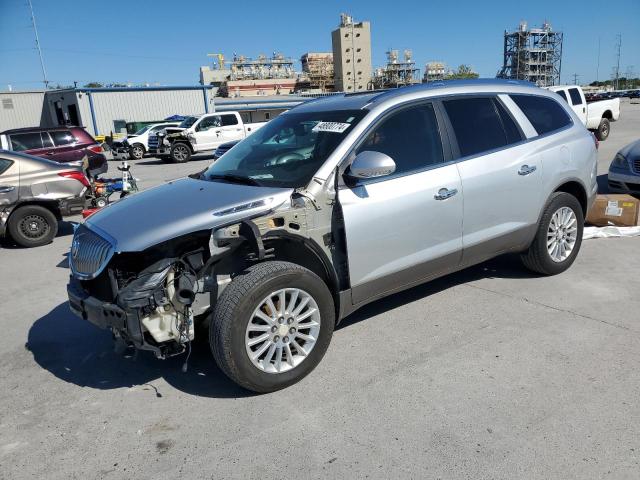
[262,231,341,322]
[553,180,588,216]
[9,200,62,221]
[602,110,613,120]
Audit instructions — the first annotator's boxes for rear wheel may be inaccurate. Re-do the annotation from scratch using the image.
[129,143,145,160]
[521,192,584,275]
[594,118,610,141]
[7,205,58,248]
[210,261,334,393]
[170,143,191,163]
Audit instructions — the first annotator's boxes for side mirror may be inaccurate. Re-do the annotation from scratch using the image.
[345,151,396,179]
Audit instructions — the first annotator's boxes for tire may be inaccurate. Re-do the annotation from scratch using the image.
[129,143,145,160]
[210,261,335,393]
[7,205,58,248]
[521,192,584,275]
[94,196,108,208]
[170,143,191,163]
[594,118,610,141]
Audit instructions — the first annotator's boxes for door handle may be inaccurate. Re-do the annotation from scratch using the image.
[518,165,537,176]
[434,187,458,200]
[0,185,15,193]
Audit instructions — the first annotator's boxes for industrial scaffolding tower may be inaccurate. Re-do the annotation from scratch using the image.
[373,50,420,89]
[498,21,563,87]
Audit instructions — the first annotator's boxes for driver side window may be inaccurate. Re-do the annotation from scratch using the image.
[355,103,444,177]
[197,116,221,131]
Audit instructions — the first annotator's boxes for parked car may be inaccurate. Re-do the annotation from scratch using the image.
[0,150,89,247]
[111,122,180,160]
[608,139,640,194]
[67,79,597,392]
[212,140,240,160]
[0,126,108,177]
[549,85,620,140]
[147,112,266,163]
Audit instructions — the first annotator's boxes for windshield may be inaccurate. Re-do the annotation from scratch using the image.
[201,110,366,188]
[132,124,153,136]
[179,116,198,128]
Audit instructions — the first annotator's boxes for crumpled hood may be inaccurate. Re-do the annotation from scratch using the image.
[85,177,293,252]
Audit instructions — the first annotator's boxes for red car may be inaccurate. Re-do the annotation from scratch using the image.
[0,126,108,177]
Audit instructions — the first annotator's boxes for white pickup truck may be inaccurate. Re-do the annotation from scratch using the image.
[549,85,620,141]
[148,112,265,163]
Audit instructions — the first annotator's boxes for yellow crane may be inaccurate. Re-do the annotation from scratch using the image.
[207,53,225,70]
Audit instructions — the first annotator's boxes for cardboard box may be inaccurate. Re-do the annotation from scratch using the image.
[586,194,640,227]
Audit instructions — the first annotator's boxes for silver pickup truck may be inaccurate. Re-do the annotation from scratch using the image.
[67,79,597,392]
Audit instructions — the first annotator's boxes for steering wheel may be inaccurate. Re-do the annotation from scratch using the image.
[271,152,305,165]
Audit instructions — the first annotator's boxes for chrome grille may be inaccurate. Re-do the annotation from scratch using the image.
[633,158,640,175]
[69,225,114,280]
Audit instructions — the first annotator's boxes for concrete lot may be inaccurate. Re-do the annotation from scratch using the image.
[1,101,640,479]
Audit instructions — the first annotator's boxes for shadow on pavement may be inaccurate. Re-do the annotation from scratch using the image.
[27,303,251,399]
[28,254,535,397]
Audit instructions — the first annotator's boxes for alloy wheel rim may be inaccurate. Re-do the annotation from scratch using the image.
[245,288,321,374]
[132,146,143,158]
[547,206,578,262]
[20,214,48,239]
[174,146,188,160]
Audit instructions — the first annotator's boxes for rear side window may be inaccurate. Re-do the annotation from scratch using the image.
[555,90,568,102]
[9,132,44,151]
[50,130,76,146]
[221,114,239,126]
[0,158,13,175]
[568,88,582,105]
[356,103,444,175]
[443,97,521,157]
[510,94,572,136]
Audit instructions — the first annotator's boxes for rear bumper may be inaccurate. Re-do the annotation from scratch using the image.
[59,196,87,216]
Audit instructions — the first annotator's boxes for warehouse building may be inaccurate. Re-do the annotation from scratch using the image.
[0,86,306,136]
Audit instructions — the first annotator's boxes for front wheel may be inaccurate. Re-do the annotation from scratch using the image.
[170,143,191,163]
[210,261,335,393]
[594,118,610,141]
[521,192,584,275]
[129,143,145,160]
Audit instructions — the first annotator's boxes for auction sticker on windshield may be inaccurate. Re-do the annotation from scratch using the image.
[312,122,352,133]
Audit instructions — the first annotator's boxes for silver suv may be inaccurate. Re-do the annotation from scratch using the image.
[67,80,597,392]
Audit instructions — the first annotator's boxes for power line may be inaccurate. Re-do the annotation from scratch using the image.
[27,0,48,88]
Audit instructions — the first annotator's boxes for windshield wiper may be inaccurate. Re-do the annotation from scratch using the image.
[207,174,261,186]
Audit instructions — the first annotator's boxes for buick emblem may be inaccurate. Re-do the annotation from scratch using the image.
[71,235,82,260]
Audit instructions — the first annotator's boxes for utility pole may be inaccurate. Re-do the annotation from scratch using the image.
[596,37,601,83]
[614,34,622,90]
[572,73,579,85]
[27,0,48,88]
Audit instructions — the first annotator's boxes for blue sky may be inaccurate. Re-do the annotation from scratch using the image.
[1,0,638,90]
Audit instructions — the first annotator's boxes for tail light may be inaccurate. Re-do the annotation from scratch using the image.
[87,144,103,154]
[58,170,91,188]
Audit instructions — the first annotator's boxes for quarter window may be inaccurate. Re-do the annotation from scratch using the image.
[9,132,44,151]
[555,90,568,102]
[0,158,13,175]
[510,94,572,136]
[50,130,76,146]
[356,103,444,176]
[443,97,521,157]
[568,88,582,105]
